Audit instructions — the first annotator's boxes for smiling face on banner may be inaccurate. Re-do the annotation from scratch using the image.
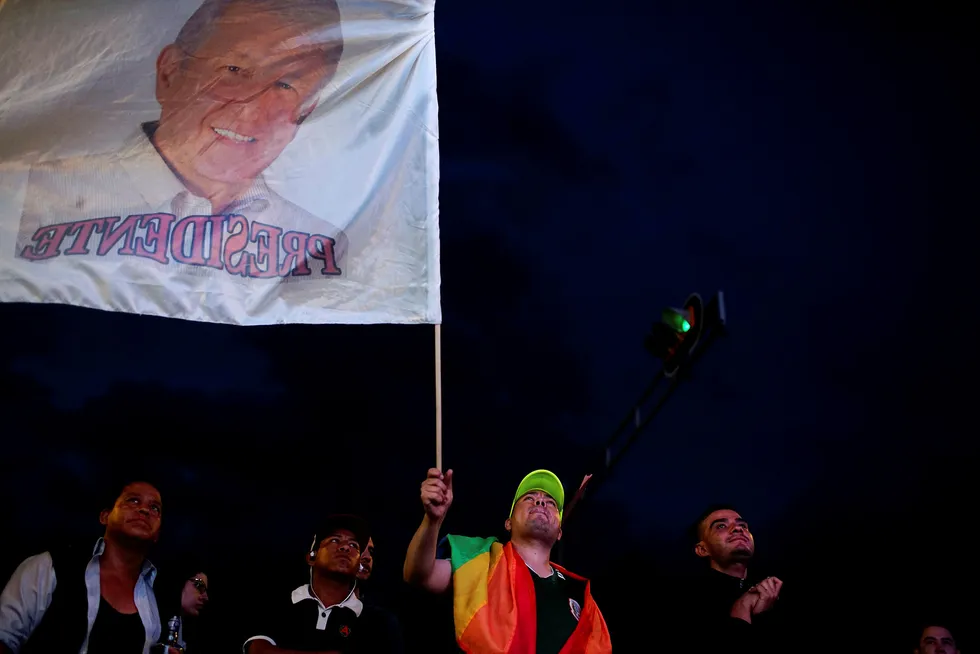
[1,0,441,327]
[154,0,342,188]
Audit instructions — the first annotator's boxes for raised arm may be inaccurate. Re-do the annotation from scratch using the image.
[403,468,454,594]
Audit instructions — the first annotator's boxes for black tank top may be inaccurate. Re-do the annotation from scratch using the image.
[86,596,147,654]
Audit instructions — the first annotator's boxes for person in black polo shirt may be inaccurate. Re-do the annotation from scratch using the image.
[243,515,402,654]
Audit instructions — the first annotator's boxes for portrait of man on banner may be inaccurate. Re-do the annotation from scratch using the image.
[15,0,349,281]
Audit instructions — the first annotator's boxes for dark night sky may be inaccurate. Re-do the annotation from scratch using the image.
[1,0,976,651]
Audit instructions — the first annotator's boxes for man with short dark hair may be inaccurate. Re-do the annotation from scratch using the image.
[243,515,402,654]
[0,480,165,654]
[403,468,612,654]
[915,624,959,654]
[677,504,783,654]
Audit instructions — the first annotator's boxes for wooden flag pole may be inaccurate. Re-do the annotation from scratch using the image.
[435,323,443,471]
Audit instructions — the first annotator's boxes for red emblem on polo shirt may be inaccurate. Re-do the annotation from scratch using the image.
[339,625,351,638]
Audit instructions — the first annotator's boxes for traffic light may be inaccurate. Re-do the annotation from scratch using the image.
[644,293,706,378]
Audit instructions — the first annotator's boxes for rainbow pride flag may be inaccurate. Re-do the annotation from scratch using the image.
[446,535,612,654]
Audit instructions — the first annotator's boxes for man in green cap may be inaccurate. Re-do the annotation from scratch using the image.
[403,468,611,654]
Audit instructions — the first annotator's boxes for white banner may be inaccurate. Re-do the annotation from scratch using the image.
[0,0,440,325]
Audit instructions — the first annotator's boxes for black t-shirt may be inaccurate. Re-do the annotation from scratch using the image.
[436,537,590,654]
[87,596,147,654]
[530,568,585,654]
[244,584,403,653]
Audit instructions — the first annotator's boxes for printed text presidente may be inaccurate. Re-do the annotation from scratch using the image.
[19,213,343,278]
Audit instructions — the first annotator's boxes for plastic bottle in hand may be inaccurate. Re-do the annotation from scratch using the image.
[151,615,184,654]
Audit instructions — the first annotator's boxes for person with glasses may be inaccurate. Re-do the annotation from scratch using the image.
[155,557,212,653]
[182,576,210,620]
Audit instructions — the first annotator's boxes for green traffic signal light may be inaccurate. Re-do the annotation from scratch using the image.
[661,308,691,334]
[646,292,719,379]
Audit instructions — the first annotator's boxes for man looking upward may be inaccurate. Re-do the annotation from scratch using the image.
[404,468,612,653]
